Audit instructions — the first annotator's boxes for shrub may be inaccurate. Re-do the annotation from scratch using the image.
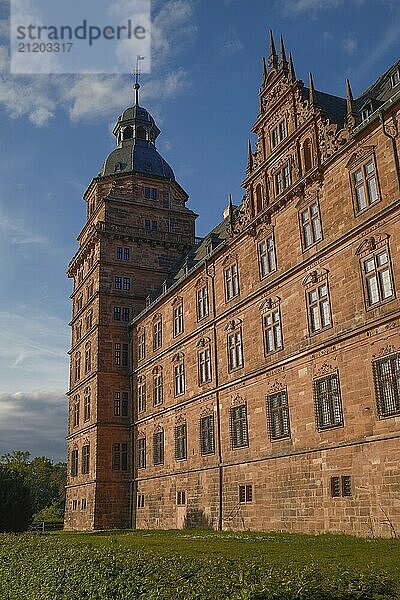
[0,466,33,532]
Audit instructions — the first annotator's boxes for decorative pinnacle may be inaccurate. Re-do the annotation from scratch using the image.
[279,34,288,71]
[247,140,253,172]
[288,52,296,83]
[309,73,315,106]
[262,56,268,80]
[346,78,356,128]
[133,54,146,106]
[268,30,278,70]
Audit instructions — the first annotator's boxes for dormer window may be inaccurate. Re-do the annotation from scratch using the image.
[271,120,287,149]
[274,163,291,196]
[391,68,400,88]
[361,103,373,122]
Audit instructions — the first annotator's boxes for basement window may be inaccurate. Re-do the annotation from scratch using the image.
[239,484,253,503]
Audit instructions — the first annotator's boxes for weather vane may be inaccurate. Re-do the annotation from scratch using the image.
[133,54,146,106]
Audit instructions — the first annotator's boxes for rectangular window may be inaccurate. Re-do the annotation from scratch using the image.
[200,414,215,455]
[123,248,130,261]
[239,484,253,503]
[114,392,121,416]
[113,443,128,471]
[116,247,123,260]
[122,392,128,417]
[123,277,131,291]
[153,319,162,350]
[300,201,322,249]
[84,388,90,422]
[174,362,185,396]
[138,331,146,360]
[71,449,78,477]
[259,236,276,278]
[86,311,93,330]
[228,330,244,371]
[153,373,163,406]
[275,171,283,195]
[122,308,130,322]
[353,159,379,212]
[177,491,186,505]
[199,347,212,384]
[73,397,80,428]
[363,250,394,307]
[314,373,344,429]
[173,304,184,337]
[175,424,187,460]
[138,382,146,413]
[153,431,164,465]
[373,353,400,418]
[122,344,128,367]
[267,391,290,440]
[331,475,352,497]
[144,187,158,200]
[271,127,279,148]
[307,282,332,333]
[85,344,91,373]
[271,120,287,148]
[138,438,146,469]
[224,263,239,301]
[275,163,291,196]
[197,285,209,320]
[230,404,249,448]
[113,306,121,321]
[144,219,151,230]
[81,444,90,475]
[137,493,145,508]
[115,276,122,290]
[263,309,283,354]
[115,343,121,366]
[81,498,87,510]
[72,499,78,511]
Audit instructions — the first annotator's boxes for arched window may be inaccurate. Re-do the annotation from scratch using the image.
[136,126,147,140]
[303,139,313,172]
[122,126,133,140]
[85,343,91,374]
[255,184,263,214]
[75,352,81,382]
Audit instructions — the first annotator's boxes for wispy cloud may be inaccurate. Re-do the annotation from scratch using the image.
[0,209,49,245]
[0,390,67,462]
[223,38,244,55]
[342,36,358,55]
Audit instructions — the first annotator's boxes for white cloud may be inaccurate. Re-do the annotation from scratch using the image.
[0,209,49,245]
[282,0,342,12]
[223,38,244,55]
[342,37,358,55]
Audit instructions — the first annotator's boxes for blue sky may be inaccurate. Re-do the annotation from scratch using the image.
[0,0,399,462]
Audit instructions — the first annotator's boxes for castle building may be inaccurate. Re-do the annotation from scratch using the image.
[65,33,400,536]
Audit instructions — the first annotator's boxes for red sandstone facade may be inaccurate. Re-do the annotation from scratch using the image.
[65,33,400,536]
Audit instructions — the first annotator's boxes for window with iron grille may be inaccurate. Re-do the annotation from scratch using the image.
[113,443,128,471]
[73,396,80,428]
[138,437,146,469]
[84,387,91,422]
[228,330,244,371]
[331,475,352,497]
[263,309,283,355]
[173,304,184,337]
[230,404,249,448]
[259,236,277,279]
[177,490,186,505]
[138,331,146,360]
[200,414,215,455]
[239,484,253,503]
[352,159,379,213]
[82,444,90,474]
[198,347,212,384]
[138,382,146,413]
[224,263,240,301]
[153,319,162,350]
[267,390,290,440]
[197,285,209,320]
[300,201,322,249]
[174,361,185,396]
[314,373,344,429]
[71,449,78,477]
[153,431,164,465]
[153,372,163,406]
[373,353,400,417]
[362,249,394,308]
[137,493,145,508]
[307,282,332,333]
[175,423,187,460]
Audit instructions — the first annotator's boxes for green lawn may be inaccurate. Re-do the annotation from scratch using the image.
[57,528,400,577]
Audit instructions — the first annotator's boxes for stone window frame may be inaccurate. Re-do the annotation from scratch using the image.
[174,421,188,461]
[196,280,209,321]
[258,232,277,280]
[152,315,163,351]
[84,341,92,374]
[348,150,381,216]
[137,493,145,508]
[331,475,352,498]
[144,186,158,201]
[137,436,146,469]
[112,442,128,471]
[230,402,249,449]
[313,370,344,431]
[273,161,292,197]
[373,351,400,419]
[299,199,323,251]
[197,338,212,385]
[270,118,288,150]
[226,320,244,372]
[266,389,291,441]
[83,387,91,422]
[73,394,80,428]
[137,376,147,413]
[223,257,240,302]
[74,351,81,381]
[172,297,184,338]
[70,447,78,477]
[173,352,185,397]
[138,328,146,361]
[303,271,332,336]
[199,413,215,456]
[152,366,164,407]
[356,236,395,311]
[177,490,186,506]
[81,443,90,475]
[260,297,283,356]
[239,484,253,503]
[153,429,164,466]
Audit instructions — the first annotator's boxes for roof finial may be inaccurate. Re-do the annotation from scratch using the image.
[133,55,146,106]
[346,78,356,129]
[262,56,268,81]
[309,73,315,106]
[247,140,253,173]
[288,52,296,83]
[279,35,288,71]
[268,30,278,70]
[228,193,234,230]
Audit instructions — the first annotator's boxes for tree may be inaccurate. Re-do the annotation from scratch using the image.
[0,466,33,532]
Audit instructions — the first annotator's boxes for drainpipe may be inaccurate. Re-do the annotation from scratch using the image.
[380,109,400,194]
[205,259,223,531]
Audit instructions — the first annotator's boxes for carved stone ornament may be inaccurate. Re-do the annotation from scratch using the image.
[302,269,329,287]
[172,352,184,363]
[356,234,389,257]
[195,277,206,289]
[372,345,399,359]
[313,362,336,378]
[225,318,242,332]
[154,424,163,433]
[295,181,321,210]
[294,88,315,126]
[152,313,162,323]
[267,380,285,394]
[231,194,253,236]
[200,404,214,417]
[137,375,146,384]
[346,146,375,170]
[196,337,211,348]
[152,365,163,375]
[175,415,186,425]
[231,394,245,407]
[137,430,146,438]
[171,296,183,307]
[259,296,280,313]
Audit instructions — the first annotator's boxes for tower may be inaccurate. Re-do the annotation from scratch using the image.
[65,81,197,530]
